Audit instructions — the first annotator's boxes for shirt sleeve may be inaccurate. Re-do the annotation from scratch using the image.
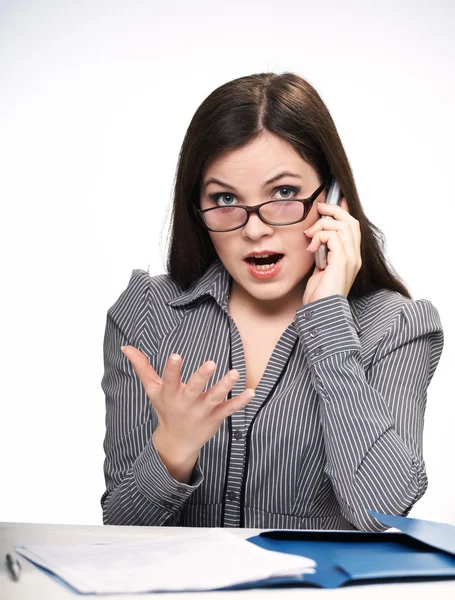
[101,271,204,525]
[294,294,444,532]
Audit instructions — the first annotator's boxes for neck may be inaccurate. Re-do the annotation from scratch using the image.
[228,275,310,321]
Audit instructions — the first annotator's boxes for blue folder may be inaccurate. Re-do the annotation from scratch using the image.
[245,511,455,588]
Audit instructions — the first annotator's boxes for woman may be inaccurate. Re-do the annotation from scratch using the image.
[101,73,443,531]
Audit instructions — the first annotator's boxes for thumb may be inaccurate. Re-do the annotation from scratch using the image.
[302,268,322,304]
[121,345,162,387]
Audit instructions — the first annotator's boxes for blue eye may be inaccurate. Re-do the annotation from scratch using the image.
[208,186,299,206]
[274,186,299,200]
[210,193,237,206]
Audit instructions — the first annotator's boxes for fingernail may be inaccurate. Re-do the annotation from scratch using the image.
[247,391,255,399]
[170,354,180,364]
[121,346,127,353]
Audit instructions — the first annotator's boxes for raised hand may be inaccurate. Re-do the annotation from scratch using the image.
[121,346,255,482]
[302,198,362,305]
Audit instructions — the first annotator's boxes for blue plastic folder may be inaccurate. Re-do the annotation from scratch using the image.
[246,511,455,588]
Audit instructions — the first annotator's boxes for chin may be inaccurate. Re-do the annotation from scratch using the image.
[241,278,299,300]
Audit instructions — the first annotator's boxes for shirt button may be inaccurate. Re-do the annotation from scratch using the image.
[314,347,323,356]
[177,486,187,494]
[227,491,238,501]
[233,430,243,440]
[303,310,314,320]
[309,328,319,338]
[163,500,174,510]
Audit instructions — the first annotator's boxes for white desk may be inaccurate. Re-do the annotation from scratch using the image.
[1,522,455,599]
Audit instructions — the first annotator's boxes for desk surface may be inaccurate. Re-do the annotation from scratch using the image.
[1,522,455,599]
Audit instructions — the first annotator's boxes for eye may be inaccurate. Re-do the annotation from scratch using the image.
[209,193,238,207]
[273,186,299,200]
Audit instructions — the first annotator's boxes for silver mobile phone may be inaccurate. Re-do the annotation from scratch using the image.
[314,179,342,270]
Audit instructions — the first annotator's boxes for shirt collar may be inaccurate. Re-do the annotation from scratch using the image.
[167,258,361,333]
[167,259,230,310]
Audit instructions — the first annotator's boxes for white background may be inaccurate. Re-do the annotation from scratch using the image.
[0,0,454,526]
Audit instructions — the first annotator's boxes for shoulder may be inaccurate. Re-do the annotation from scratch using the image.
[350,289,443,358]
[108,268,183,315]
[106,269,185,344]
[351,289,441,333]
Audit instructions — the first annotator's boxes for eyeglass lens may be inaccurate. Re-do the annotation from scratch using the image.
[204,200,305,231]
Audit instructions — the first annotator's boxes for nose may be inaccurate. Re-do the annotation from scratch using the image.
[241,212,274,240]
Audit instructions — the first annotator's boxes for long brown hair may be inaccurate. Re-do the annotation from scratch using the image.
[165,73,410,298]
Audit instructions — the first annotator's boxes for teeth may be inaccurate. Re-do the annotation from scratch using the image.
[254,263,276,270]
[250,253,272,258]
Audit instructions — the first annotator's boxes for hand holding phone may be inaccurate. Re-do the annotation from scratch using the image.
[314,179,342,270]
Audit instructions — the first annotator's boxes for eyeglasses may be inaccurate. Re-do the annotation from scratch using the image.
[194,181,327,232]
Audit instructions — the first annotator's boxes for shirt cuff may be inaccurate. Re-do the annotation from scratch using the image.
[295,295,361,365]
[133,438,204,514]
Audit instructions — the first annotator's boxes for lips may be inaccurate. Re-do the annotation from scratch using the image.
[244,253,285,268]
[245,255,285,280]
[244,250,284,260]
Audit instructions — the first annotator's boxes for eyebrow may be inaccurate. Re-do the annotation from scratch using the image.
[203,171,303,192]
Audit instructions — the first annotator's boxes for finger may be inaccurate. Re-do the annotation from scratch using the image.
[306,230,347,256]
[305,216,352,237]
[184,360,217,400]
[215,389,255,420]
[204,369,241,404]
[315,202,361,250]
[307,230,344,252]
[311,230,361,273]
[306,218,356,257]
[316,200,352,221]
[161,354,183,396]
[121,346,162,387]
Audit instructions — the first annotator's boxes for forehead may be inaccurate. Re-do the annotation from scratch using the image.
[203,132,314,183]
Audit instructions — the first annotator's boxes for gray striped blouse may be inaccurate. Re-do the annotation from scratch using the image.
[101,259,443,531]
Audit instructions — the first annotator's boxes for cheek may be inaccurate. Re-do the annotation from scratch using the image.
[209,232,233,257]
[288,206,320,247]
[306,202,321,227]
[293,203,321,247]
[208,233,220,253]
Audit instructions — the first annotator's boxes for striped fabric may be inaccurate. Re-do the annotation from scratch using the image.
[101,259,443,531]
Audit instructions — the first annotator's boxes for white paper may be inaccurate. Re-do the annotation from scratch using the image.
[16,530,315,593]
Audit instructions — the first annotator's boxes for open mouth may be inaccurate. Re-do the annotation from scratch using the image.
[245,253,284,267]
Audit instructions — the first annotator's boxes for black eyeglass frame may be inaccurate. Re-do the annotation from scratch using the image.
[193,180,327,232]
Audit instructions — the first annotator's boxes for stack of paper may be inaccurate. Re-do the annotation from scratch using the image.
[16,530,315,593]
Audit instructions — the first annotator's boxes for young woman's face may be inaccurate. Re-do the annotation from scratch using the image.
[199,132,326,311]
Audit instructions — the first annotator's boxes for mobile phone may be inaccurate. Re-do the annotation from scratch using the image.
[314,179,342,270]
